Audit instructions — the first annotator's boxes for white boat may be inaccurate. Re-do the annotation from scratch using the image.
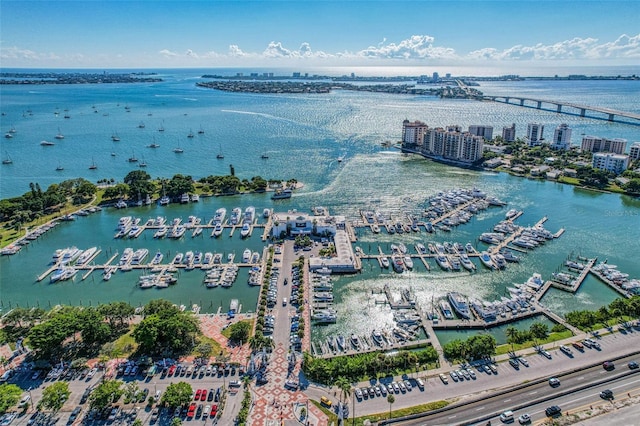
[371,330,384,346]
[40,140,55,146]
[118,248,133,265]
[191,227,203,238]
[154,226,168,238]
[240,223,251,238]
[439,300,455,320]
[172,253,184,264]
[271,188,292,200]
[54,127,64,140]
[448,292,471,319]
[203,252,213,265]
[243,206,255,224]
[151,251,163,265]
[159,195,170,206]
[179,193,190,204]
[190,194,199,202]
[505,209,519,219]
[479,251,496,269]
[214,208,227,224]
[250,252,260,263]
[76,247,97,265]
[392,255,405,273]
[229,207,241,225]
[263,208,270,218]
[312,310,337,323]
[459,253,476,271]
[435,255,451,270]
[403,256,414,270]
[416,243,427,254]
[115,199,128,209]
[350,334,361,350]
[212,223,223,238]
[242,249,251,263]
[381,256,390,268]
[183,251,194,265]
[131,248,149,265]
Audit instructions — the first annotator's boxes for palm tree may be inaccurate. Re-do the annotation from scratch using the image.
[387,394,395,420]
[334,376,351,407]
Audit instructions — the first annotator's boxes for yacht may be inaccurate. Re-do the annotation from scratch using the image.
[459,253,476,271]
[403,256,414,270]
[191,227,203,238]
[190,194,199,202]
[151,251,163,265]
[40,140,55,146]
[505,209,520,220]
[76,247,98,265]
[525,273,544,291]
[119,248,134,265]
[214,207,227,224]
[312,310,337,324]
[416,243,427,254]
[350,334,361,350]
[380,256,390,268]
[179,193,190,204]
[159,195,170,206]
[449,256,461,271]
[263,208,271,218]
[447,292,471,319]
[435,255,451,271]
[492,253,507,269]
[55,127,64,140]
[216,144,224,159]
[172,253,184,264]
[230,207,241,225]
[240,223,251,238]
[2,152,13,165]
[439,300,455,320]
[187,129,195,138]
[115,199,128,209]
[131,248,149,265]
[242,249,252,263]
[243,206,256,224]
[336,335,346,351]
[479,251,496,269]
[154,226,168,238]
[212,223,223,238]
[173,146,184,153]
[271,188,292,200]
[371,330,384,346]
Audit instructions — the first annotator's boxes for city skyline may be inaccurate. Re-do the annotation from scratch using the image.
[1,1,639,72]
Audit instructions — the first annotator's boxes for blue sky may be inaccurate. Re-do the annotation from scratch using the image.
[1,1,639,71]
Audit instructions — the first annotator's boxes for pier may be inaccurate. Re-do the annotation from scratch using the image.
[483,95,640,124]
[549,257,597,292]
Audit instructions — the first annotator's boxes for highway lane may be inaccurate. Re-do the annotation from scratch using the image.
[306,329,640,418]
[392,354,640,425]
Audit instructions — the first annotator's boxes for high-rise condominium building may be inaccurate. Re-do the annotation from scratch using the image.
[468,125,494,141]
[550,124,572,150]
[581,136,628,155]
[502,123,516,142]
[526,123,544,147]
[592,153,630,174]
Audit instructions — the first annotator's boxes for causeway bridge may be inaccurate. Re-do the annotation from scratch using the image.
[481,95,640,124]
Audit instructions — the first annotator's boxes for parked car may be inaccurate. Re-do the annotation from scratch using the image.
[439,373,449,384]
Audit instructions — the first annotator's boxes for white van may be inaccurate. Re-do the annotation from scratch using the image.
[499,410,514,423]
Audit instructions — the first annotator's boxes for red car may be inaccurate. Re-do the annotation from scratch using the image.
[168,365,176,376]
[210,404,218,417]
[194,389,202,400]
[199,389,207,401]
[187,402,197,418]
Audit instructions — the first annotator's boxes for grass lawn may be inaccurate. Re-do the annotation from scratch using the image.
[349,400,449,425]
[495,330,574,355]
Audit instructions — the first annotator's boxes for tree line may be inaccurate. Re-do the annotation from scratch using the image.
[564,296,640,331]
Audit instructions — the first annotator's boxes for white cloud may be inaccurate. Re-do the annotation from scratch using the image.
[356,35,457,60]
[2,33,639,67]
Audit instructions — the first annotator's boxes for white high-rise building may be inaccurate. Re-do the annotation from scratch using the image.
[592,153,630,174]
[421,126,484,162]
[629,142,640,161]
[581,136,627,155]
[551,124,572,150]
[526,123,544,147]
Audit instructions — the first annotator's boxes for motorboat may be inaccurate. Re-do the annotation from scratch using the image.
[403,256,414,270]
[447,292,471,319]
[180,193,190,204]
[242,249,252,263]
[271,188,292,200]
[479,251,496,269]
[240,223,251,238]
[459,253,476,271]
[151,251,163,265]
[350,334,361,350]
[381,256,390,268]
[439,300,455,320]
[435,255,451,271]
[212,223,223,238]
[230,207,241,225]
[214,207,227,224]
[371,330,384,346]
[76,247,97,265]
[336,335,346,351]
[312,310,337,324]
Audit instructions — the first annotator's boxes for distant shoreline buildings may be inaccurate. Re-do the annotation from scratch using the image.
[403,120,638,175]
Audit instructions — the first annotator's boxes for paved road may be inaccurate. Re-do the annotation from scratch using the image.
[393,353,640,425]
[305,327,640,419]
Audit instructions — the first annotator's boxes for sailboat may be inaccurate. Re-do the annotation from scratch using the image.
[261,153,269,159]
[216,144,224,159]
[89,158,97,170]
[158,121,165,132]
[111,132,120,142]
[187,129,195,138]
[198,125,205,134]
[128,151,138,163]
[2,152,12,165]
[138,121,145,128]
[56,163,64,171]
[139,155,148,168]
[55,127,64,140]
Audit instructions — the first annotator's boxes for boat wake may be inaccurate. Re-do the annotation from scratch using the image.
[220,109,298,124]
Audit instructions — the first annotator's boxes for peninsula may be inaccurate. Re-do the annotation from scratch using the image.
[0,72,162,85]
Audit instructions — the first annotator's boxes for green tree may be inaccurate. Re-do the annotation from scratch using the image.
[89,380,124,410]
[228,321,251,345]
[334,377,351,407]
[0,383,22,414]
[194,343,213,360]
[171,417,182,426]
[38,382,71,413]
[529,322,549,340]
[387,394,395,420]
[160,382,193,409]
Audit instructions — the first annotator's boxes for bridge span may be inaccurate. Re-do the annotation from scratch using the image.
[481,95,640,125]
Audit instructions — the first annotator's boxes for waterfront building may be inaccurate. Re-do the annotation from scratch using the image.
[629,142,640,161]
[592,152,630,174]
[550,123,572,150]
[468,125,494,141]
[271,211,346,237]
[525,123,544,147]
[581,136,627,155]
[401,120,428,146]
[421,126,484,163]
[502,123,516,142]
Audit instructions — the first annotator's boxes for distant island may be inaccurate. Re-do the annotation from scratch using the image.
[196,80,481,99]
[0,72,162,85]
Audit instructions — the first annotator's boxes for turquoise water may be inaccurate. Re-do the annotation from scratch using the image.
[1,69,639,341]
